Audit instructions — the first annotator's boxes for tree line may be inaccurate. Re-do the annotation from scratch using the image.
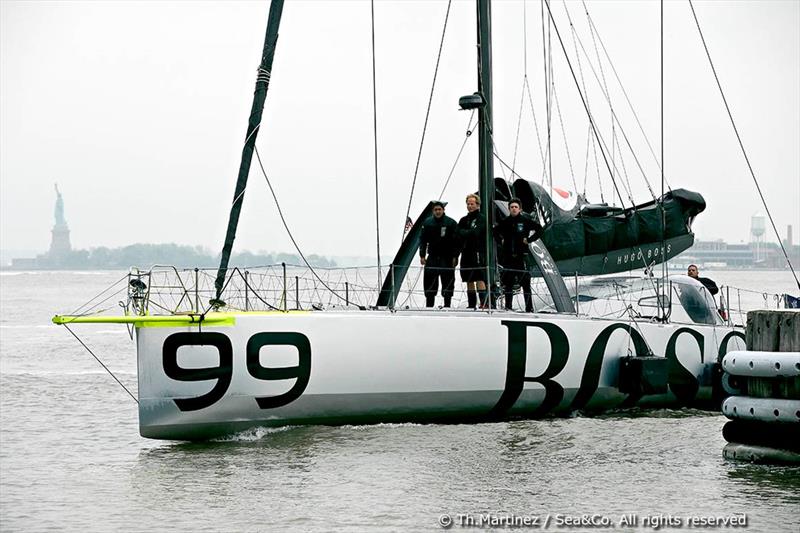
[18,243,337,269]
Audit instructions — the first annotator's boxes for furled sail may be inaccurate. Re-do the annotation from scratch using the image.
[510,180,706,276]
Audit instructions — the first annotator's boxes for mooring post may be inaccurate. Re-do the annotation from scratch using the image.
[720,309,800,464]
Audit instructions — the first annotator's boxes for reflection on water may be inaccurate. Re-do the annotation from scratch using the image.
[726,463,800,506]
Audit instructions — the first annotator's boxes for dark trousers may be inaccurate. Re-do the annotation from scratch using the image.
[500,256,533,312]
[423,256,455,307]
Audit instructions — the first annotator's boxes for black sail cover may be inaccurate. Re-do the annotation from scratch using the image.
[512,180,705,276]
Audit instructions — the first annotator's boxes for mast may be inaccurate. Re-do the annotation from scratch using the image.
[476,0,497,295]
[214,0,285,301]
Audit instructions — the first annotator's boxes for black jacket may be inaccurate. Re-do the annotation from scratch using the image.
[457,210,487,266]
[494,213,543,263]
[420,215,459,259]
[697,276,719,296]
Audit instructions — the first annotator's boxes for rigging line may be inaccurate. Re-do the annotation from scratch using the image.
[253,146,349,303]
[567,40,658,199]
[66,286,129,321]
[582,123,591,195]
[523,78,548,171]
[613,130,636,204]
[370,0,382,286]
[547,61,555,192]
[552,89,578,193]
[512,77,526,172]
[438,111,476,200]
[402,0,453,241]
[583,1,667,185]
[397,266,424,308]
[543,0,626,209]
[494,144,510,182]
[226,124,264,212]
[563,0,594,197]
[547,3,555,192]
[493,150,535,183]
[660,0,669,306]
[609,131,634,204]
[615,115,657,200]
[689,0,799,290]
[563,1,591,99]
[540,0,550,187]
[583,0,612,139]
[545,1,556,190]
[591,129,605,203]
[567,9,659,200]
[523,0,528,77]
[63,325,138,404]
[69,273,130,316]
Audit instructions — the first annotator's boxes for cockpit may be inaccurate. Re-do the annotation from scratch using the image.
[546,273,724,325]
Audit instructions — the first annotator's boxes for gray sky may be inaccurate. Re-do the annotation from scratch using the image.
[2,0,798,259]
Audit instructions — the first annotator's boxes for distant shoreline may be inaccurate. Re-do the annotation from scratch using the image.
[1,242,348,271]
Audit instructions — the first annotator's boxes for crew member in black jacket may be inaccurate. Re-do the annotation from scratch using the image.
[457,193,488,309]
[419,201,459,307]
[494,198,543,312]
[687,264,719,295]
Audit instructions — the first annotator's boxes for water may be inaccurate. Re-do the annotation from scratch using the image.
[1,270,798,532]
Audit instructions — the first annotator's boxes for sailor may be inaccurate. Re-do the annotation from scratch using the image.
[457,193,488,309]
[687,264,719,296]
[494,197,543,312]
[419,201,459,308]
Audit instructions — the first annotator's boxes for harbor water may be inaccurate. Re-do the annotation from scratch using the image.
[1,270,798,532]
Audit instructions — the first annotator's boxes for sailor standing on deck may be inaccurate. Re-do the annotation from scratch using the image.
[419,201,459,308]
[494,198,543,312]
[457,194,489,309]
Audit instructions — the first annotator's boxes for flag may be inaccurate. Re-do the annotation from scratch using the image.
[784,294,800,309]
[403,216,413,236]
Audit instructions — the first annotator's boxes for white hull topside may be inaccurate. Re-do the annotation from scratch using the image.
[135,310,745,440]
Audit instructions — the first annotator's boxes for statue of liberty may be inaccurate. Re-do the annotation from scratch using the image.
[49,183,72,257]
[54,184,67,229]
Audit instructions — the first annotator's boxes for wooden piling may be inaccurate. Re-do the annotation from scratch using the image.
[746,310,800,351]
[725,309,800,464]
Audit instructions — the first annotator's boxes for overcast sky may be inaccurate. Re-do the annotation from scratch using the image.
[2,0,798,260]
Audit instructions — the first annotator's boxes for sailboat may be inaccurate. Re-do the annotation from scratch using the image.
[52,0,750,440]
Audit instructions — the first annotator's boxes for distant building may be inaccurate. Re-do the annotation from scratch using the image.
[676,231,800,270]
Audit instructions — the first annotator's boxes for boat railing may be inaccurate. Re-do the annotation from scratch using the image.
[121,264,602,315]
[39,264,779,326]
[103,265,791,327]
[718,284,789,328]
